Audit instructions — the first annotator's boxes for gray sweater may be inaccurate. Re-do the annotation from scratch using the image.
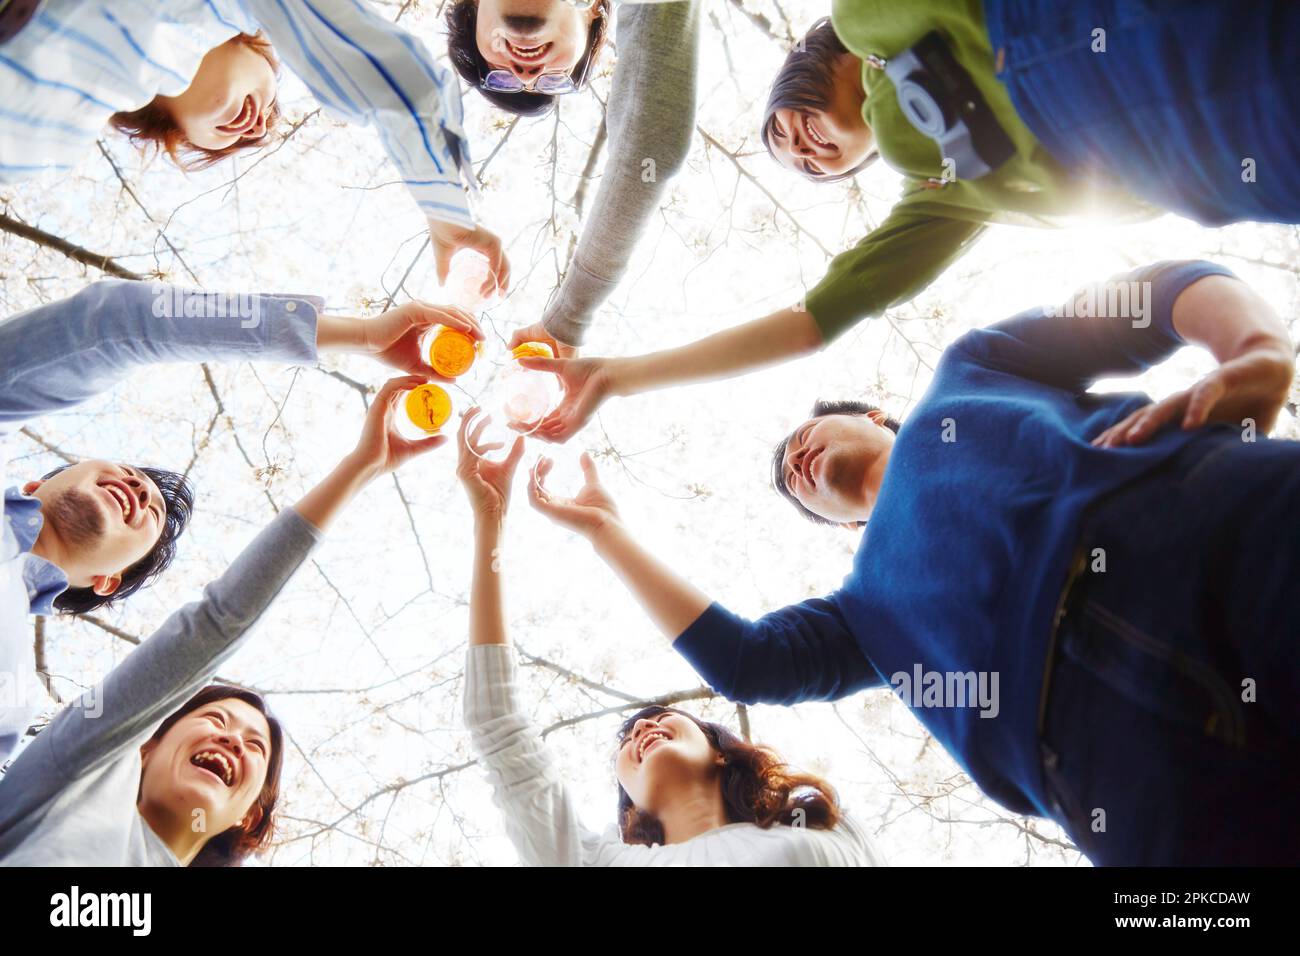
[541,0,702,347]
[0,509,320,866]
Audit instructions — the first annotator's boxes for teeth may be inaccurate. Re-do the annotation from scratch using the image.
[637,730,668,761]
[805,116,831,148]
[192,750,234,786]
[104,485,129,516]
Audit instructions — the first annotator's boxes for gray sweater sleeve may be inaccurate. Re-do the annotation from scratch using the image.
[0,508,320,818]
[540,0,701,347]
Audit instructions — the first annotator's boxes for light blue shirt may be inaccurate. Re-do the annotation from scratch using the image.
[0,0,475,226]
[0,278,322,763]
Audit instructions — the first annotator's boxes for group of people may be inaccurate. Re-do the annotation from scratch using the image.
[0,0,1297,867]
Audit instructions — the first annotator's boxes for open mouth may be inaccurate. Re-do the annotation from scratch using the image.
[98,479,136,524]
[190,750,236,788]
[504,39,550,64]
[803,446,824,488]
[803,114,834,151]
[217,95,257,136]
[636,729,671,763]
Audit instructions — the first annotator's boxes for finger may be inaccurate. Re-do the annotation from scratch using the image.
[434,304,485,340]
[468,412,493,448]
[579,452,599,484]
[375,374,428,406]
[407,434,448,457]
[1182,379,1223,429]
[1126,397,1183,444]
[432,241,451,286]
[504,435,526,469]
[517,356,563,374]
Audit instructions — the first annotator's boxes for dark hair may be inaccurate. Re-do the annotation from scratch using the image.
[760,17,878,183]
[143,685,284,867]
[109,32,281,171]
[615,705,842,846]
[49,464,196,615]
[445,0,610,118]
[771,399,901,526]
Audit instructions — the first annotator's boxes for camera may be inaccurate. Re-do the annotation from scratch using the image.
[885,31,1015,181]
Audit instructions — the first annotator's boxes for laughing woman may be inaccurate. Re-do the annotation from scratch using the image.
[0,0,508,287]
[455,414,880,865]
[0,377,444,865]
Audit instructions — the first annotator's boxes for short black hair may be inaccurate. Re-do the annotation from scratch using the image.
[46,464,196,615]
[760,17,878,183]
[445,0,611,118]
[771,400,901,526]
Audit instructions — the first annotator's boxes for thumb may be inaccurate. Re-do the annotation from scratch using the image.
[432,240,451,285]
[518,356,563,374]
[579,451,599,483]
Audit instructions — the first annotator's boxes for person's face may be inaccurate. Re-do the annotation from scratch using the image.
[160,37,277,151]
[780,413,894,524]
[23,460,166,593]
[139,698,272,842]
[474,0,600,85]
[615,711,723,814]
[768,55,873,180]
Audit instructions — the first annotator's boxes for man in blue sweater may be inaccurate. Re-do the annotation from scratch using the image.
[527,260,1300,865]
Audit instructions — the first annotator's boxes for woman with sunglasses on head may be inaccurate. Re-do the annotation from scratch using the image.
[1,0,509,291]
[455,413,879,865]
[445,1,701,359]
[0,377,445,865]
[508,0,1299,444]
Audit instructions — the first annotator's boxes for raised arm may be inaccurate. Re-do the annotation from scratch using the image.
[455,412,618,866]
[532,0,702,350]
[518,208,986,442]
[0,377,444,830]
[528,455,880,704]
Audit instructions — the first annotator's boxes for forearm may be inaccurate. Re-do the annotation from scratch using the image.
[293,454,382,533]
[590,521,711,640]
[470,518,508,647]
[1173,274,1293,367]
[611,305,823,397]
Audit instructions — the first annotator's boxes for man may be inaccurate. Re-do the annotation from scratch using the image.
[444,0,700,354]
[527,260,1300,864]
[0,279,480,761]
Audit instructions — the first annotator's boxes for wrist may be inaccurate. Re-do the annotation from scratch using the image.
[589,516,626,553]
[607,356,637,397]
[316,313,364,353]
[338,452,384,488]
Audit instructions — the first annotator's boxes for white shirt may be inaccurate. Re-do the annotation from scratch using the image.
[0,0,474,225]
[463,643,884,866]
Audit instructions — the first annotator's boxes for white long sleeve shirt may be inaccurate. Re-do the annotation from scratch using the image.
[0,0,475,225]
[464,643,884,866]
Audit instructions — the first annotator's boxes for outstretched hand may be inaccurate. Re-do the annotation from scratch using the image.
[509,320,578,358]
[1091,351,1294,448]
[457,407,526,521]
[363,302,483,378]
[513,356,614,443]
[351,375,448,475]
[527,452,621,538]
[428,219,511,298]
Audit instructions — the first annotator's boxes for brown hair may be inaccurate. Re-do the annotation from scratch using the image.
[142,684,284,867]
[615,705,842,845]
[108,32,281,171]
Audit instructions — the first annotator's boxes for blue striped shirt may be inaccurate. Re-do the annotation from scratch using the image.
[0,0,475,226]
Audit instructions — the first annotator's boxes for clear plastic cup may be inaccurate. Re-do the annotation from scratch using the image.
[461,343,562,462]
[443,250,499,313]
[420,325,481,379]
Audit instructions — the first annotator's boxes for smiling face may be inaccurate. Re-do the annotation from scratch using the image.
[474,0,600,85]
[159,36,278,151]
[139,698,272,844]
[779,413,895,524]
[24,460,166,593]
[765,50,873,182]
[615,710,723,814]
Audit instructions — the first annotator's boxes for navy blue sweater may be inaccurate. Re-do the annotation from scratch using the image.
[675,260,1238,817]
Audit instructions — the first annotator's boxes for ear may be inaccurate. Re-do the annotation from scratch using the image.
[839,521,862,532]
[240,804,264,833]
[865,409,888,427]
[91,574,122,597]
[21,480,41,495]
[139,738,157,767]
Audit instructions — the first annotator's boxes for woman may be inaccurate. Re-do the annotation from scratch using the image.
[509,0,1299,443]
[456,412,880,865]
[0,376,445,865]
[1,0,508,291]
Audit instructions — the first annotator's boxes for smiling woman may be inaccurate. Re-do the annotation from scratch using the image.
[108,33,281,171]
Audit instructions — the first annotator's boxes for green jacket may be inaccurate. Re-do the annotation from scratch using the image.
[805,0,1153,340]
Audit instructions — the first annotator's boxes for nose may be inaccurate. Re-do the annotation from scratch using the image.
[216,734,244,758]
[123,474,151,517]
[507,59,543,82]
[248,109,267,138]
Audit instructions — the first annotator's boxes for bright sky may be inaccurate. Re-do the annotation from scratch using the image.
[2,0,1296,866]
